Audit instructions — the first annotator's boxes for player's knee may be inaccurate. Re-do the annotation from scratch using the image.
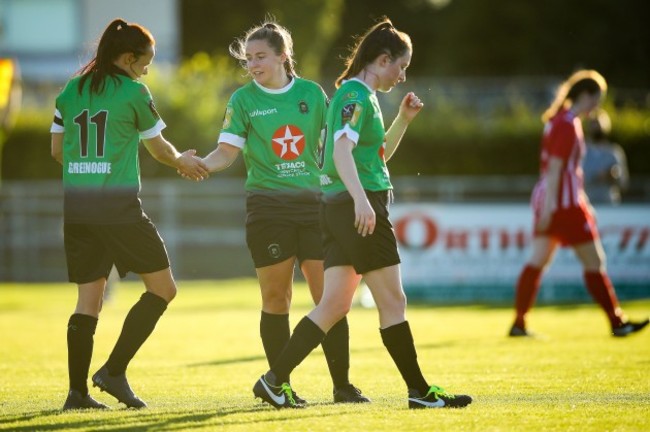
[388,290,407,311]
[150,283,177,303]
[328,299,351,321]
[165,285,177,302]
[261,288,291,312]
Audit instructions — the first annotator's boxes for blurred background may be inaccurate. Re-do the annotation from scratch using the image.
[0,0,648,301]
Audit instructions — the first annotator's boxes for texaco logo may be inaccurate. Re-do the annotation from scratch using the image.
[272,125,305,160]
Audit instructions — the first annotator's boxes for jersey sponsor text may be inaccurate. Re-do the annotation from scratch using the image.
[249,108,278,118]
[68,161,112,174]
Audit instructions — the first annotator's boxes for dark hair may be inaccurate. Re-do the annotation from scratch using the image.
[542,69,607,122]
[229,20,296,77]
[335,17,412,88]
[76,18,154,94]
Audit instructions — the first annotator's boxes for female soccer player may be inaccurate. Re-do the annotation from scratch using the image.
[509,70,649,337]
[252,18,472,409]
[51,18,208,410]
[201,21,368,404]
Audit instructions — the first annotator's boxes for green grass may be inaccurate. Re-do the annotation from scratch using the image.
[0,280,648,431]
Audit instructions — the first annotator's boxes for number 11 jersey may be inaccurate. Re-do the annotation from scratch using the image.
[51,71,165,224]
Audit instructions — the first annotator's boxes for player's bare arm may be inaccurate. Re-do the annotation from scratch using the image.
[537,157,562,231]
[202,142,241,173]
[333,135,376,237]
[384,92,423,161]
[143,134,209,181]
[51,132,64,165]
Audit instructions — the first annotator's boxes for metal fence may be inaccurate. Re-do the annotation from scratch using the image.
[2,176,649,282]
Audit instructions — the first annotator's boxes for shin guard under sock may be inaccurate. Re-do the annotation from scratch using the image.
[105,292,167,375]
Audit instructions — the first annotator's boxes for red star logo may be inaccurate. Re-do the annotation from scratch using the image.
[272,125,305,160]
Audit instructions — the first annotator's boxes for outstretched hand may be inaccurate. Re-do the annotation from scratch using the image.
[176,150,209,181]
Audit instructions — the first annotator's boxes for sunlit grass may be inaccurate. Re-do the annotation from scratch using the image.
[0,280,648,431]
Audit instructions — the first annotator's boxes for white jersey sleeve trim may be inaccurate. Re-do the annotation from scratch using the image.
[333,124,359,146]
[139,119,167,140]
[50,109,64,133]
[50,124,64,133]
[218,132,246,149]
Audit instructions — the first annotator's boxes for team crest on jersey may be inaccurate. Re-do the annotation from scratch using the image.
[222,106,233,129]
[268,243,282,259]
[271,124,305,160]
[148,100,160,119]
[342,103,362,127]
[298,100,309,114]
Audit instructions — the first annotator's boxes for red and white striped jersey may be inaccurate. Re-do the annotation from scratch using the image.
[536,108,586,210]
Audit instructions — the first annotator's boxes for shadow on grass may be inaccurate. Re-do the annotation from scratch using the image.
[188,340,460,368]
[0,404,349,431]
[188,354,266,367]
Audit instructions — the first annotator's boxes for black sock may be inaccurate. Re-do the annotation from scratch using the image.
[260,311,290,369]
[105,292,167,376]
[270,316,325,384]
[380,321,429,396]
[67,313,98,395]
[321,317,350,389]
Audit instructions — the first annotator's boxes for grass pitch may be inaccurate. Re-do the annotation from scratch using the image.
[0,279,648,431]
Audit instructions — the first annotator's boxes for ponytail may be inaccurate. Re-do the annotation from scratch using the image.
[77,18,154,94]
[335,17,411,88]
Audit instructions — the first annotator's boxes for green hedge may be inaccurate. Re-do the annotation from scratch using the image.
[2,54,649,180]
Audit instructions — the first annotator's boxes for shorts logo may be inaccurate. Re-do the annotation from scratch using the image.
[222,106,233,129]
[268,243,282,259]
[271,124,305,160]
[341,103,362,127]
[299,100,309,114]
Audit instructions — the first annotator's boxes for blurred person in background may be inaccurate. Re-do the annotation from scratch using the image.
[199,20,368,405]
[0,58,20,132]
[0,57,21,182]
[509,70,648,338]
[51,18,208,410]
[582,109,628,205]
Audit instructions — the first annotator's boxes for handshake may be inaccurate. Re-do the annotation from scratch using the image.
[173,144,240,181]
[175,149,210,181]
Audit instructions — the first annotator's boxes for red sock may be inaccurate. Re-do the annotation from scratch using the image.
[584,271,624,327]
[513,265,542,328]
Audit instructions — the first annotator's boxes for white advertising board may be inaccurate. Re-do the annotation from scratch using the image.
[390,203,650,302]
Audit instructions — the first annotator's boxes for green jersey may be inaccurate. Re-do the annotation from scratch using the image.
[320,79,391,200]
[219,77,327,197]
[51,70,165,223]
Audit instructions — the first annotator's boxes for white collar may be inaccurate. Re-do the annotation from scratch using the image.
[253,76,296,94]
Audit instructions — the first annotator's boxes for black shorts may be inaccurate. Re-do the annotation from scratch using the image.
[246,217,323,268]
[64,218,170,284]
[321,190,401,274]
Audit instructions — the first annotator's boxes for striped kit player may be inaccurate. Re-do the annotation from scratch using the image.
[510,69,649,338]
